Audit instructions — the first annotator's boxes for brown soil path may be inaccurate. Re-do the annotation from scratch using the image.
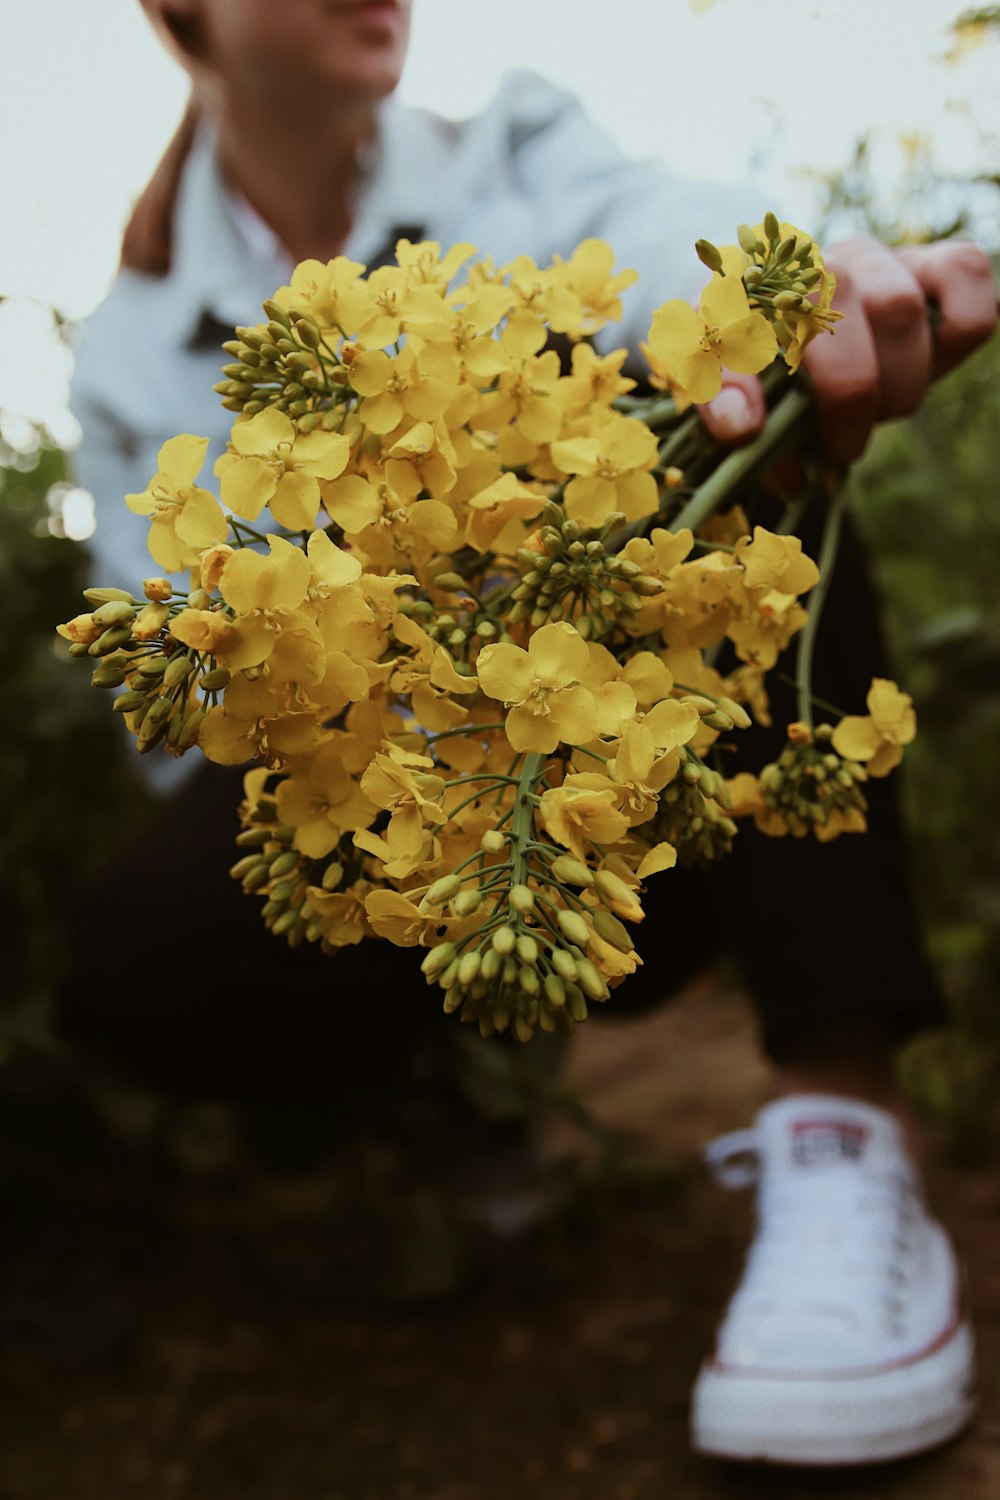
[2,978,997,1499]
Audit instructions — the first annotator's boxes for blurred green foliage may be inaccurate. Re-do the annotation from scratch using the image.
[0,437,149,1055]
[854,332,1000,1146]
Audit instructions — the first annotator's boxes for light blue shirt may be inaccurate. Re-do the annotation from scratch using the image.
[70,69,763,788]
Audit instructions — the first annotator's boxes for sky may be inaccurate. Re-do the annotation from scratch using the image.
[0,0,997,455]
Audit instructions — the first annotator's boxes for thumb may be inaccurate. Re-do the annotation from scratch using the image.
[698,373,765,445]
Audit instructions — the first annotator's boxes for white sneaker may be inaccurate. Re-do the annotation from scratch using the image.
[690,1094,977,1466]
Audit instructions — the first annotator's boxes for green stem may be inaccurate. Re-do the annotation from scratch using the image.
[795,476,848,728]
[510,752,547,890]
[424,721,507,743]
[671,386,814,534]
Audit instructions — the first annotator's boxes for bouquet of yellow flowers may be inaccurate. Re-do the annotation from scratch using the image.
[59,214,915,1042]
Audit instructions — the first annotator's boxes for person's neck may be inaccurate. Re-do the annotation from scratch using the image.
[215,95,379,262]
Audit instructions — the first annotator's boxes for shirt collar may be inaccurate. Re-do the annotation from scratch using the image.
[165,103,446,348]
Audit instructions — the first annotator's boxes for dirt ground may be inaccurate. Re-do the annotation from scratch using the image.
[2,976,998,1500]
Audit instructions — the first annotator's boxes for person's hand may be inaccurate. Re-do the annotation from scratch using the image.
[700,236,998,460]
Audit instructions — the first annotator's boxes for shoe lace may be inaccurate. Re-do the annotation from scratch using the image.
[705,1128,922,1334]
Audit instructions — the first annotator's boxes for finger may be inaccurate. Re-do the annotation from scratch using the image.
[830,239,932,420]
[802,263,880,462]
[897,241,998,378]
[698,372,766,446]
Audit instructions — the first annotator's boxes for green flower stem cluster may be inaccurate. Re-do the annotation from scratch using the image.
[397,578,511,669]
[419,752,620,1042]
[67,585,222,754]
[216,301,345,425]
[655,745,739,867]
[510,503,662,639]
[758,728,868,836]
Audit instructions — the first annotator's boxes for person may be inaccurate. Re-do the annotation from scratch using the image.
[64,0,997,1468]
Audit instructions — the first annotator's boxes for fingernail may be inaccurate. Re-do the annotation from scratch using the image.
[705,387,753,439]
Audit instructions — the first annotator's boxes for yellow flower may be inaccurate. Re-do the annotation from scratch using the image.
[273,254,373,334]
[126,434,227,574]
[608,723,677,824]
[472,348,567,445]
[476,622,598,753]
[199,543,236,592]
[735,526,820,596]
[363,888,444,947]
[170,606,237,657]
[551,415,660,528]
[215,408,350,531]
[562,342,635,413]
[198,674,327,766]
[216,536,322,674]
[57,612,103,645]
[727,589,808,670]
[390,611,478,732]
[553,238,639,337]
[306,527,363,597]
[608,699,700,824]
[620,651,675,708]
[275,741,377,858]
[305,880,376,947]
[358,744,448,877]
[347,345,459,435]
[538,773,631,862]
[383,420,458,505]
[644,275,778,406]
[831,679,916,777]
[463,472,546,554]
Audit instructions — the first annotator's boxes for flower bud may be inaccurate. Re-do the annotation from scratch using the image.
[515,933,539,965]
[480,947,501,982]
[480,829,507,854]
[695,239,725,275]
[550,855,593,887]
[133,602,171,640]
[112,689,146,714]
[176,709,206,752]
[452,890,482,918]
[557,908,592,947]
[89,625,133,657]
[162,654,196,690]
[458,950,482,986]
[594,870,642,920]
[738,223,763,256]
[491,926,517,957]
[425,873,463,906]
[84,587,132,605]
[519,966,540,997]
[235,826,271,848]
[543,972,566,1009]
[715,695,751,730]
[593,909,634,953]
[574,958,609,1002]
[565,984,589,1022]
[509,883,535,914]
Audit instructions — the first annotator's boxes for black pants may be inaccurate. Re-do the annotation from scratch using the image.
[57,507,945,1099]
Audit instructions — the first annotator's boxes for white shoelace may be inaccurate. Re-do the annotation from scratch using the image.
[706,1128,922,1337]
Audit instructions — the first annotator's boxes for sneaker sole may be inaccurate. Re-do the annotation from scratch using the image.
[690,1320,977,1466]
